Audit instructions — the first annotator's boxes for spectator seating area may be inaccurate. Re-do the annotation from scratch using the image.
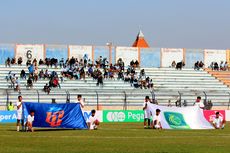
[0,65,229,110]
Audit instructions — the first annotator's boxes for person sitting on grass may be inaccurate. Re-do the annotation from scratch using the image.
[212,111,226,129]
[152,109,162,129]
[87,109,99,130]
[26,110,35,132]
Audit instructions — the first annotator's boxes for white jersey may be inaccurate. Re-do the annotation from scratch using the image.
[143,101,151,119]
[194,102,204,108]
[27,115,34,123]
[88,116,96,130]
[76,100,84,108]
[213,117,223,128]
[153,115,161,128]
[17,101,23,120]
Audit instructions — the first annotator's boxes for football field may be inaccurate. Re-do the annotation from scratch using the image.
[0,123,230,153]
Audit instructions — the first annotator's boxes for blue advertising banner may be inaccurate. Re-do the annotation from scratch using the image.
[0,111,17,123]
[23,103,88,129]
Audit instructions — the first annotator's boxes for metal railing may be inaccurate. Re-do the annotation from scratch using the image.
[2,89,230,110]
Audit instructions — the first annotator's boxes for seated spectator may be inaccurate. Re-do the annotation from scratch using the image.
[148,79,154,89]
[194,61,199,70]
[26,60,31,66]
[15,77,20,91]
[6,71,12,82]
[171,61,176,68]
[198,61,204,69]
[33,58,38,66]
[223,62,228,71]
[11,58,16,65]
[220,61,224,71]
[20,70,26,80]
[176,61,185,70]
[5,57,11,67]
[103,68,109,79]
[39,59,44,65]
[79,67,85,80]
[28,64,34,75]
[210,62,214,70]
[34,67,39,82]
[124,73,130,82]
[27,75,33,89]
[134,60,139,68]
[59,58,64,68]
[43,83,51,94]
[51,77,61,88]
[39,69,45,79]
[214,62,219,71]
[10,74,16,89]
[139,69,146,80]
[97,74,103,86]
[44,69,50,79]
[133,78,139,88]
[17,57,23,65]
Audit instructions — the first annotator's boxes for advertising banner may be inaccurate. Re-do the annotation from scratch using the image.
[83,111,102,122]
[23,102,88,129]
[0,111,17,123]
[203,110,225,122]
[103,110,144,122]
[148,104,214,129]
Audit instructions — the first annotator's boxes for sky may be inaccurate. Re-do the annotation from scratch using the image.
[0,0,229,49]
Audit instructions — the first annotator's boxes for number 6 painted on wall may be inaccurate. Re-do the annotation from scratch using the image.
[26,50,32,59]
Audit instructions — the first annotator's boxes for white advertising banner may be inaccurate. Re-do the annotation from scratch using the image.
[69,45,92,60]
[148,104,214,129]
[204,49,226,67]
[161,48,183,67]
[16,44,44,64]
[116,47,138,66]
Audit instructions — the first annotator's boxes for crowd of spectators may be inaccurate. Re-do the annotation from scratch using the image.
[5,56,153,94]
[209,61,228,71]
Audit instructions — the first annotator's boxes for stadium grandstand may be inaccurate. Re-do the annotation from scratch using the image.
[0,31,230,111]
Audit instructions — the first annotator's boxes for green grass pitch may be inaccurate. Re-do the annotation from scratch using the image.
[0,123,230,153]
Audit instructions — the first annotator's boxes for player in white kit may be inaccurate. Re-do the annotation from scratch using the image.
[16,96,24,132]
[143,96,151,128]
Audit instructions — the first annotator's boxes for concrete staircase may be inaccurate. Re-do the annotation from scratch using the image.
[206,69,230,87]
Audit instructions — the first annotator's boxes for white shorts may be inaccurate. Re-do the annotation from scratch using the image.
[144,111,151,119]
[17,111,23,120]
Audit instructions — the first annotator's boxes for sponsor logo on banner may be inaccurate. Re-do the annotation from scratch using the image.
[103,110,144,122]
[0,111,17,123]
[46,110,64,127]
[83,111,102,122]
[203,110,225,122]
[164,112,190,129]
